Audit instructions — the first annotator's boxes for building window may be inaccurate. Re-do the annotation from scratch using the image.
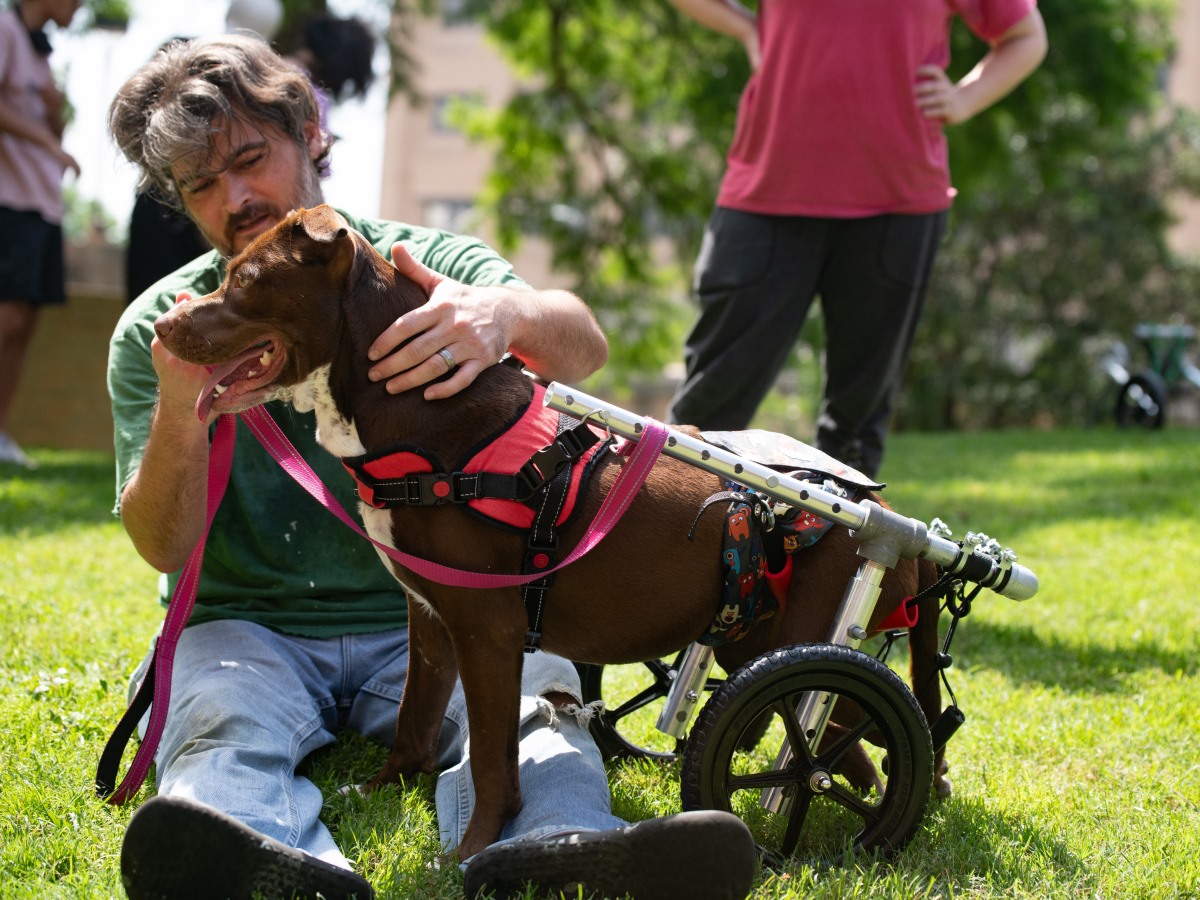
[431,93,472,134]
[442,0,472,26]
[424,199,476,233]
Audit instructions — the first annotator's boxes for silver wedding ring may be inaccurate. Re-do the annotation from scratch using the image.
[437,347,457,372]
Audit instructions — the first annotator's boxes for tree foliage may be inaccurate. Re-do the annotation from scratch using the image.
[914,0,1200,428]
[446,0,1200,427]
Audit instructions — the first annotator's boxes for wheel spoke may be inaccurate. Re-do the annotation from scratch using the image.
[816,715,877,770]
[825,779,883,825]
[608,682,669,721]
[779,789,813,857]
[727,767,798,793]
[776,696,818,766]
[645,658,676,686]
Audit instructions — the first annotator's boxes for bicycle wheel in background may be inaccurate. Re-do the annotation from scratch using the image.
[1115,370,1168,429]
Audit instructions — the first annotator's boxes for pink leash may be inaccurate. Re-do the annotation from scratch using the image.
[97,405,667,803]
[96,414,236,803]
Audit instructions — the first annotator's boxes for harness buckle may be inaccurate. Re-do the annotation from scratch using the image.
[516,424,598,499]
[526,534,557,559]
[418,473,462,505]
[518,445,570,497]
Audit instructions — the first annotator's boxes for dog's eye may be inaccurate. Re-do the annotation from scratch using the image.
[236,271,251,289]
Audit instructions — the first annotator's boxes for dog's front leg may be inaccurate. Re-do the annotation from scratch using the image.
[448,615,527,862]
[368,598,458,787]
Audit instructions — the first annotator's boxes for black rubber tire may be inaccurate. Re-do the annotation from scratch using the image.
[1115,370,1169,429]
[680,643,933,867]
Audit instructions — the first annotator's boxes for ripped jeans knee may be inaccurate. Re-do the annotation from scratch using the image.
[535,690,605,731]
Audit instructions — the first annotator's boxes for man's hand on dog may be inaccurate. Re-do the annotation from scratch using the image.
[153,293,218,427]
[367,243,513,401]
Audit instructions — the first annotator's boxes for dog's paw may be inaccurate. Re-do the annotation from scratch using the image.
[933,757,952,798]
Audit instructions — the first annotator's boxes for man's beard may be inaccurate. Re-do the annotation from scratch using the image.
[208,163,325,257]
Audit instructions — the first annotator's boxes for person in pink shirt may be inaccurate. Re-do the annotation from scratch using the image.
[0,0,81,468]
[666,0,1047,478]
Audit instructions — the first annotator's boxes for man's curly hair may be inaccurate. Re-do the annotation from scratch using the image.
[108,33,332,209]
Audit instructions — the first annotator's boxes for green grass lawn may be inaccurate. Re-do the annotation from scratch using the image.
[2,426,1198,899]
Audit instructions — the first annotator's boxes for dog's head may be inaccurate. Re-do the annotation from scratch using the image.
[155,205,375,421]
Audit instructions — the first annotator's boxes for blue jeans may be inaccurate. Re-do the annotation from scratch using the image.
[131,620,625,868]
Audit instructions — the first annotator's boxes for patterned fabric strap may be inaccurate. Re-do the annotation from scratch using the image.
[696,482,838,647]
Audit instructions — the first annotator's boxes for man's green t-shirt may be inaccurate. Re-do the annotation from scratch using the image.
[108,211,526,637]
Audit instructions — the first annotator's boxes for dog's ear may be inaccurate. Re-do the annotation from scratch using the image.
[290,205,352,263]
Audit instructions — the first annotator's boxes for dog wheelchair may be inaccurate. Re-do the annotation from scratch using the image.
[544,384,1039,867]
[1103,322,1200,429]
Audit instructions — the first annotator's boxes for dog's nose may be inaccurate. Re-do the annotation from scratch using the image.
[154,314,174,340]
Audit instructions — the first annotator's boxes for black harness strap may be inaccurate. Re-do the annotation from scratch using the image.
[95,659,156,799]
[520,414,576,652]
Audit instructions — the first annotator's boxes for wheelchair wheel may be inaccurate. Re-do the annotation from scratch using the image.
[1115,370,1168,429]
[576,655,771,762]
[576,654,716,761]
[680,643,932,867]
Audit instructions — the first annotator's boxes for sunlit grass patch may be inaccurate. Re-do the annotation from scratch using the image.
[3,427,1199,898]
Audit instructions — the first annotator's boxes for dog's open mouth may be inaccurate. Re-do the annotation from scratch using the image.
[195,339,287,421]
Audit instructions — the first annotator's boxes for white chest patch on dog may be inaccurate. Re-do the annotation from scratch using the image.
[291,362,436,618]
[359,501,439,619]
[297,364,366,458]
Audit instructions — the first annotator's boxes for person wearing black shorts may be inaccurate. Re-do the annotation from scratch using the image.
[0,207,67,466]
[0,0,82,467]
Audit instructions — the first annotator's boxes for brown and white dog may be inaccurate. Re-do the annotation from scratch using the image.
[153,205,947,861]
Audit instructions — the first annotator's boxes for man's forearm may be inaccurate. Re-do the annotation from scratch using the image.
[0,99,59,152]
[506,287,609,384]
[119,398,212,573]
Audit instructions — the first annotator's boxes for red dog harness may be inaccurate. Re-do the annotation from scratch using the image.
[341,382,612,651]
[342,383,608,528]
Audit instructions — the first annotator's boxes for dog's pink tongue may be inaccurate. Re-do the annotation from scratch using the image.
[194,346,270,422]
[195,385,218,423]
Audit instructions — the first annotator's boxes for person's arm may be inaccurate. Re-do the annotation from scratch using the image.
[117,323,215,573]
[667,0,760,70]
[915,7,1048,125]
[366,244,609,401]
[39,82,67,140]
[0,94,80,174]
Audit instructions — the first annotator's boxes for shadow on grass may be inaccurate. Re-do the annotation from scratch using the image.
[948,619,1197,692]
[0,452,115,535]
[727,792,1087,897]
[912,793,1091,894]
